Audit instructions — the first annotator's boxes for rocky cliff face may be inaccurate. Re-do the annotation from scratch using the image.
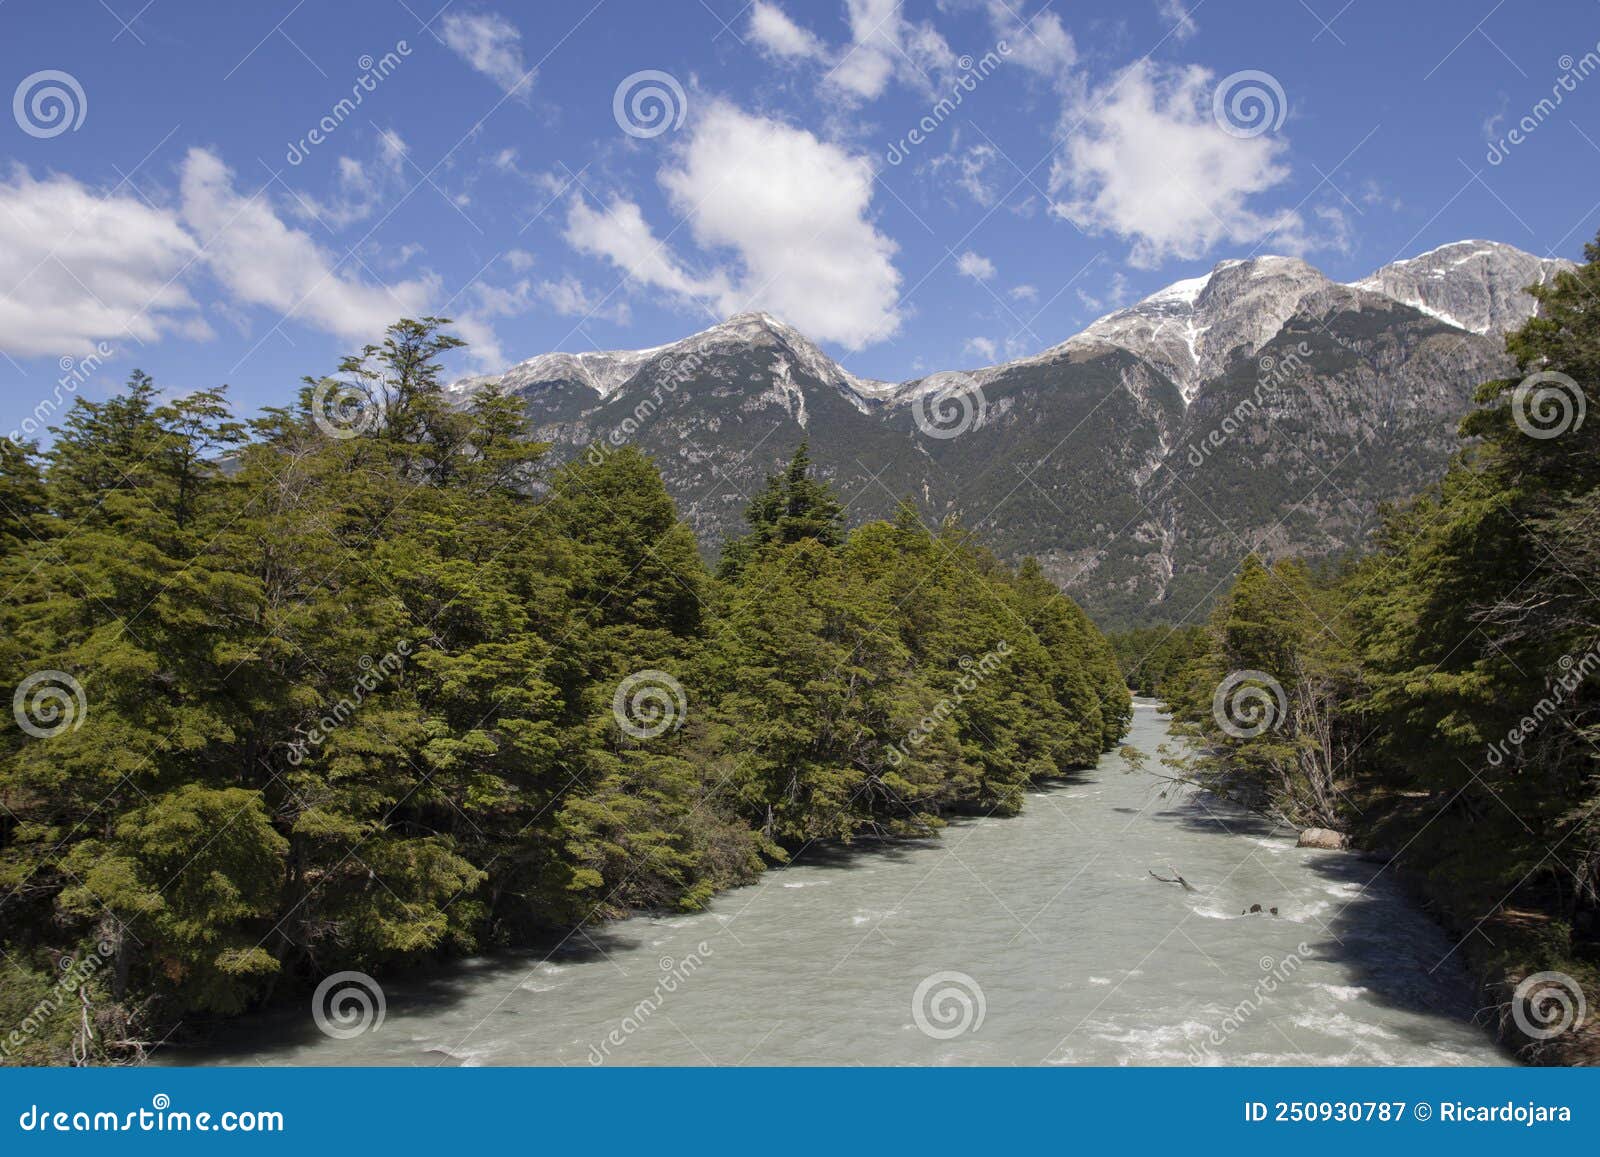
[453,241,1555,625]
[1347,239,1569,335]
[1059,255,1338,402]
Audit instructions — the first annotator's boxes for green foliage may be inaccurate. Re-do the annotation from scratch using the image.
[1164,555,1358,829]
[1107,624,1209,697]
[0,318,1127,1063]
[716,440,843,579]
[1165,236,1600,1061]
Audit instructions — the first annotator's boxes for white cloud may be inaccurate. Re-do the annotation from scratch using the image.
[965,336,998,361]
[0,149,518,368]
[930,141,1003,206]
[1049,61,1304,267]
[178,148,507,367]
[535,274,631,325]
[440,11,533,100]
[828,0,955,100]
[1313,204,1355,255]
[0,167,202,358]
[659,102,902,347]
[468,277,535,319]
[984,0,1077,83]
[569,103,903,348]
[288,130,409,230]
[1076,270,1132,314]
[746,0,966,102]
[564,195,729,303]
[956,250,996,281]
[1009,284,1038,301]
[749,1,824,59]
[1157,0,1198,42]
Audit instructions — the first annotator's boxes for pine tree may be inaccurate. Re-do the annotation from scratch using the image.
[717,441,844,578]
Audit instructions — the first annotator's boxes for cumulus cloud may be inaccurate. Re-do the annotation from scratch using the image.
[1010,284,1038,302]
[569,102,903,348]
[179,149,439,342]
[663,102,901,346]
[177,149,508,367]
[749,1,825,60]
[1049,61,1304,267]
[440,11,533,99]
[564,196,729,304]
[827,0,955,100]
[0,167,202,358]
[984,0,1077,83]
[956,251,996,281]
[0,149,516,368]
[964,336,998,361]
[748,0,988,102]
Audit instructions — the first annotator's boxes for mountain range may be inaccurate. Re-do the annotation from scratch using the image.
[450,240,1569,627]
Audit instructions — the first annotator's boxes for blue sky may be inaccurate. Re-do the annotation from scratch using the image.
[4,0,1600,427]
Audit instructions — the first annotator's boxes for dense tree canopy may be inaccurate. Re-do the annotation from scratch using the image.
[0,319,1127,1064]
[1156,236,1600,1063]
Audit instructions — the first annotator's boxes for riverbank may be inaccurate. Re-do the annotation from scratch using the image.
[1356,816,1599,1067]
[162,701,1505,1067]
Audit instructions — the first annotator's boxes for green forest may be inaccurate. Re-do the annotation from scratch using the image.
[0,320,1129,1065]
[10,238,1600,1067]
[1144,239,1600,1064]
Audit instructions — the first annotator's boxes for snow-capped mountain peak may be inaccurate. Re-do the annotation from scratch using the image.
[451,240,1561,413]
[450,309,893,414]
[1347,239,1570,335]
[1057,255,1334,402]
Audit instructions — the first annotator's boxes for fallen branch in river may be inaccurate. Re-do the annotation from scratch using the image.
[1148,866,1197,892]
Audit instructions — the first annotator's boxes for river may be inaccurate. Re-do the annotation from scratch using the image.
[176,700,1507,1066]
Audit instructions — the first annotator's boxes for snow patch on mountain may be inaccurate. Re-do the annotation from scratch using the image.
[452,311,893,415]
[1051,255,1334,403]
[1347,240,1570,336]
[451,240,1562,414]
